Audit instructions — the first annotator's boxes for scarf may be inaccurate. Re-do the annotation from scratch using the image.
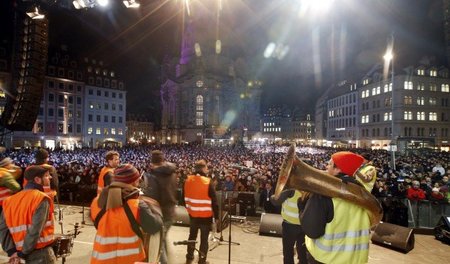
[98,182,140,210]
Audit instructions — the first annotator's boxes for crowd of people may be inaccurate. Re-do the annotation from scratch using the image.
[2,144,449,205]
[0,143,449,264]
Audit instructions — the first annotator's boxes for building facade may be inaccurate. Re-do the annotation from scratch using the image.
[160,1,261,144]
[83,58,126,148]
[126,115,155,145]
[8,46,127,148]
[359,65,450,151]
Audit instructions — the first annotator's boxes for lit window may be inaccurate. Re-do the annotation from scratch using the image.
[417,83,425,91]
[429,97,437,105]
[430,70,437,77]
[96,128,101,135]
[111,128,116,135]
[118,128,123,135]
[417,97,424,105]
[430,84,437,91]
[417,69,424,75]
[403,96,413,105]
[417,112,425,121]
[429,112,437,121]
[404,111,413,120]
[441,84,449,92]
[376,86,380,94]
[196,95,204,126]
[383,84,389,93]
[88,127,93,134]
[372,88,376,96]
[404,81,413,90]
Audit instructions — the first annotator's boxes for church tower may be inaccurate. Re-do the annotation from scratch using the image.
[160,1,261,143]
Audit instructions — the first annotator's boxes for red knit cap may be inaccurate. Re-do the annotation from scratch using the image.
[331,152,364,176]
[114,164,141,184]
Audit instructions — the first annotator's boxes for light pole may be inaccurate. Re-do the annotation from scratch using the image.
[383,36,396,170]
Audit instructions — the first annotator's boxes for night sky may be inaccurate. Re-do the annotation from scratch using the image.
[1,0,446,125]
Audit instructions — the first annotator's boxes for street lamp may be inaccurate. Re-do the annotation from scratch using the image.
[383,37,396,170]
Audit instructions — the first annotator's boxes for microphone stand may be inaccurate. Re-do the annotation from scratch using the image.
[54,189,68,264]
[209,190,240,260]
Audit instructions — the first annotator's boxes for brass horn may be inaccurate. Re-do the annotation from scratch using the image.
[275,144,383,227]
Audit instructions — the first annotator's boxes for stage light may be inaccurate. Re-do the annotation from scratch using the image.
[72,0,96,9]
[123,0,140,8]
[26,6,45,20]
[97,0,109,7]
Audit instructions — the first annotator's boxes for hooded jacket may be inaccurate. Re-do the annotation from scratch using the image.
[143,162,177,221]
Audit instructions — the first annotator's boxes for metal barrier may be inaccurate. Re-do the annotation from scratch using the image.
[400,199,450,228]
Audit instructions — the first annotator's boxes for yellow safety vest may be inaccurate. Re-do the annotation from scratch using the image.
[355,164,377,192]
[306,198,370,264]
[281,190,301,225]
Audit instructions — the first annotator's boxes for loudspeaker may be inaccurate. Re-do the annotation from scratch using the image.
[259,213,283,237]
[1,15,48,131]
[173,205,190,226]
[371,222,415,253]
[434,215,450,244]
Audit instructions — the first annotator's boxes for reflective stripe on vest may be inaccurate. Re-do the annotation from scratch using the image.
[281,190,301,225]
[90,198,145,264]
[306,198,370,264]
[184,175,212,218]
[3,189,55,251]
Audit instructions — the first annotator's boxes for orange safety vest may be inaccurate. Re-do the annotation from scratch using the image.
[3,189,55,251]
[184,175,213,218]
[97,167,114,195]
[90,197,146,264]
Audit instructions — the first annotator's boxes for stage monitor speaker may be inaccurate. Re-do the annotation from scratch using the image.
[371,222,415,253]
[434,215,450,244]
[259,213,282,237]
[173,205,190,226]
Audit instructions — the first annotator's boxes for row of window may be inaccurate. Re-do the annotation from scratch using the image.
[403,111,438,121]
[328,94,357,107]
[404,82,449,92]
[87,127,124,136]
[47,94,82,105]
[263,127,281,132]
[48,81,83,92]
[361,127,449,138]
[48,66,83,81]
[87,77,124,89]
[41,108,82,119]
[36,122,82,134]
[361,83,392,98]
[88,89,124,99]
[88,102,123,111]
[88,114,123,123]
[329,118,357,128]
[328,106,357,117]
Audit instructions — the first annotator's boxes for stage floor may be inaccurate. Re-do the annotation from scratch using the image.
[0,205,448,263]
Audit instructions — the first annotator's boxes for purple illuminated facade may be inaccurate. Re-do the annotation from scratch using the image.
[160,1,261,143]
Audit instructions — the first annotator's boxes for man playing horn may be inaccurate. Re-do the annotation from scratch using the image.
[300,151,370,264]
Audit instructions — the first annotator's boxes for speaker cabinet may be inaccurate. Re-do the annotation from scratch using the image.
[371,222,415,253]
[173,205,190,226]
[1,15,48,131]
[259,213,283,237]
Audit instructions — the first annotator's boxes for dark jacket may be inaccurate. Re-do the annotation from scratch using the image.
[143,162,177,222]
